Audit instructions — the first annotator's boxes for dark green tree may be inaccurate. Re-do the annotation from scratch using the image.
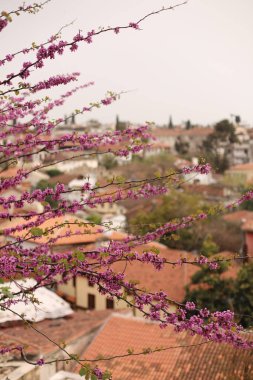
[101,153,118,170]
[45,169,63,177]
[115,115,127,131]
[235,115,241,124]
[34,180,58,208]
[202,119,237,173]
[175,138,190,155]
[234,262,253,327]
[168,115,173,129]
[129,190,205,250]
[185,245,253,328]
[185,120,192,129]
[86,213,102,225]
[185,236,235,312]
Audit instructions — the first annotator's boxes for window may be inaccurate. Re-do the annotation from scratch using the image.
[88,294,95,309]
[73,276,76,288]
[88,280,94,287]
[106,298,114,309]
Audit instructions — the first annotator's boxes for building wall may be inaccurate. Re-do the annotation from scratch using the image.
[226,170,248,185]
[245,231,253,256]
[76,277,126,310]
[58,278,76,299]
[57,276,178,317]
[0,362,40,380]
[94,202,120,215]
[58,277,126,311]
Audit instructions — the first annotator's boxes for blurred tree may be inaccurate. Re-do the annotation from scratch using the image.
[234,262,253,327]
[201,234,219,257]
[235,115,241,124]
[175,138,190,155]
[129,194,242,252]
[45,169,63,177]
[34,180,58,208]
[185,120,192,129]
[129,190,204,249]
[168,115,174,129]
[185,236,235,314]
[86,213,102,225]
[115,115,127,131]
[186,259,253,328]
[202,119,237,173]
[101,153,118,170]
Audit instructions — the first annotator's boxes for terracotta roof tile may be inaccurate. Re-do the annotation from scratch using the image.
[183,184,227,198]
[0,167,20,179]
[152,127,213,138]
[229,163,253,171]
[0,310,113,358]
[111,244,198,302]
[0,214,103,246]
[242,219,253,232]
[81,315,253,380]
[223,210,253,223]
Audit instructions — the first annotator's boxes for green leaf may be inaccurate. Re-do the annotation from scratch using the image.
[79,368,86,377]
[74,250,86,261]
[91,375,98,380]
[30,227,44,237]
[103,370,112,380]
[0,286,13,298]
[77,251,85,261]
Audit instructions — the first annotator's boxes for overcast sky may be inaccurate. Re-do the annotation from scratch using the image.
[1,0,253,126]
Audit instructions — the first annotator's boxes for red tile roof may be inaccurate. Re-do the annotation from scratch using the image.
[0,310,113,357]
[111,243,198,302]
[81,315,253,380]
[242,220,253,232]
[223,210,253,224]
[229,163,253,171]
[0,167,20,179]
[183,184,227,198]
[0,214,103,246]
[152,127,213,138]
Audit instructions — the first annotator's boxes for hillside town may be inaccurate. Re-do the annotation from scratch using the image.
[1,0,253,379]
[1,116,253,379]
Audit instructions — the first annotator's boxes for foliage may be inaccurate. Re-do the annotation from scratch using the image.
[185,274,235,315]
[239,186,253,211]
[186,240,253,328]
[129,190,207,250]
[100,154,118,170]
[168,116,173,129]
[86,213,102,225]
[202,119,237,173]
[200,234,219,257]
[175,138,190,155]
[129,192,242,252]
[185,120,192,129]
[45,169,63,177]
[34,180,58,208]
[185,235,235,318]
[234,262,253,327]
[116,152,176,180]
